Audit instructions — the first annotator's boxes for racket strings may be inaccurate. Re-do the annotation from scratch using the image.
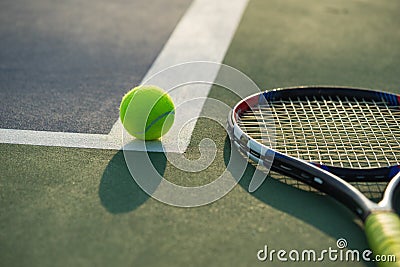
[238,96,400,169]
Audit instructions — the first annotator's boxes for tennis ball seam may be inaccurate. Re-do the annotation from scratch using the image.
[131,110,175,135]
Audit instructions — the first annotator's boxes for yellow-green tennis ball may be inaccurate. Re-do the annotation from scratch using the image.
[119,85,175,140]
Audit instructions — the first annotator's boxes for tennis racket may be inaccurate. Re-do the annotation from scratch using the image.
[227,86,400,266]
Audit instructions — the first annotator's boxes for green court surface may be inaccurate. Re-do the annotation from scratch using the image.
[1,0,399,266]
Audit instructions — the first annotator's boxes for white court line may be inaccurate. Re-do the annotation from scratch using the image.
[0,0,249,152]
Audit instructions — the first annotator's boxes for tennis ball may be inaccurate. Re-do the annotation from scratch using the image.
[119,85,175,140]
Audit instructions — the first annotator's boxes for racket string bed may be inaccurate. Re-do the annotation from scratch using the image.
[349,97,398,167]
[361,98,400,165]
[330,97,372,168]
[310,97,346,166]
[239,95,400,170]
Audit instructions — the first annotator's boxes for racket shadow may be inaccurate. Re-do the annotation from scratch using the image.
[223,137,371,247]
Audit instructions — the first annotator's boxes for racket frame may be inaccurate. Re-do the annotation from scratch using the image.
[227,86,400,220]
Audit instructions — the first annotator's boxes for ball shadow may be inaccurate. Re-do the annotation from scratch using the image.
[99,150,166,214]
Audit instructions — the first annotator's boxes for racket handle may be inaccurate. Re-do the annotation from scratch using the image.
[365,212,400,267]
